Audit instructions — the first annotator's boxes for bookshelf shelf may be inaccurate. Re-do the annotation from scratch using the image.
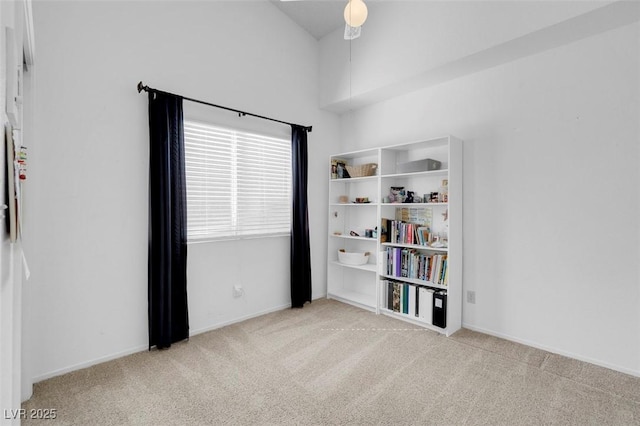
[330,175,378,183]
[328,290,377,311]
[380,242,448,252]
[381,202,448,207]
[380,309,456,336]
[329,203,379,207]
[330,261,377,273]
[330,234,377,242]
[381,169,448,179]
[379,274,448,290]
[327,136,462,335]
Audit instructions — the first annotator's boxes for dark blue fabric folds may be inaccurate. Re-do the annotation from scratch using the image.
[147,92,189,349]
[290,125,312,308]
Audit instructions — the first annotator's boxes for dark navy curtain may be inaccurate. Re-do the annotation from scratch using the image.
[147,91,189,349]
[290,125,312,308]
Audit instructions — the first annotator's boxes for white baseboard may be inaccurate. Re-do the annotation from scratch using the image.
[30,298,334,385]
[190,296,325,337]
[33,303,295,384]
[32,344,149,384]
[189,303,291,336]
[462,322,640,378]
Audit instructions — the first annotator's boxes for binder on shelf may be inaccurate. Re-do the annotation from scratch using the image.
[433,291,447,328]
[408,285,416,317]
[418,287,434,324]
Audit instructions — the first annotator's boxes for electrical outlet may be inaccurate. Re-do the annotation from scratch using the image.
[467,290,476,304]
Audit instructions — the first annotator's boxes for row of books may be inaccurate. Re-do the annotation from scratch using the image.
[383,247,449,286]
[387,219,432,246]
[381,221,445,249]
[380,208,432,245]
[381,280,447,328]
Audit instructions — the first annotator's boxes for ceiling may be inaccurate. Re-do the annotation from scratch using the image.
[269,0,348,39]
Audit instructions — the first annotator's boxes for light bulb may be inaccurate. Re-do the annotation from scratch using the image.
[344,0,368,28]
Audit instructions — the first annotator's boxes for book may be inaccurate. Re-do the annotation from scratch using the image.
[380,218,391,243]
[401,249,408,277]
[417,226,431,246]
[394,247,402,277]
[380,250,387,276]
[403,284,409,314]
[443,260,449,286]
[392,283,400,312]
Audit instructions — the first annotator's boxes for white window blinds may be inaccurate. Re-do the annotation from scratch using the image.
[184,121,291,241]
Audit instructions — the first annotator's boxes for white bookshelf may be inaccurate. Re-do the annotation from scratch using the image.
[327,136,462,335]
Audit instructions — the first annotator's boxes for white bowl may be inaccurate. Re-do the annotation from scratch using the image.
[338,250,370,266]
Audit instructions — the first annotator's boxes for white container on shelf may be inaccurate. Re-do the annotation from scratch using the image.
[338,250,370,266]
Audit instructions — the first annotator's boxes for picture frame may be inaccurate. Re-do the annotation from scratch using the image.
[331,158,349,179]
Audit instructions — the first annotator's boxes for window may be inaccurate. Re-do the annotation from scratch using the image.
[184,121,291,241]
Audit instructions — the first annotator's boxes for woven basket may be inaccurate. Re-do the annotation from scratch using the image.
[345,163,378,178]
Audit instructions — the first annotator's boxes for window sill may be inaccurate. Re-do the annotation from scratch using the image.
[187,233,290,245]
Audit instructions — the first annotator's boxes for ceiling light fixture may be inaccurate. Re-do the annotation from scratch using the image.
[344,0,368,28]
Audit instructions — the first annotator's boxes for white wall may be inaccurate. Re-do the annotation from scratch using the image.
[1,0,29,421]
[319,1,627,112]
[338,20,639,375]
[27,0,339,381]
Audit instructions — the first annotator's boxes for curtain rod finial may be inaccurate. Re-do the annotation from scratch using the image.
[137,81,146,93]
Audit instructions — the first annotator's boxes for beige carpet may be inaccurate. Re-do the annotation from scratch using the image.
[22,299,640,425]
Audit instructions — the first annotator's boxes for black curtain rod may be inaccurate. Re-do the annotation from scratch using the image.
[137,82,312,133]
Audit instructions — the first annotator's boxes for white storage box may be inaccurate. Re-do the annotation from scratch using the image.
[396,158,441,173]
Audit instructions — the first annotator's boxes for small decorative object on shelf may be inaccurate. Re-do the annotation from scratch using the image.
[427,192,440,203]
[405,191,414,203]
[331,158,349,179]
[439,179,449,202]
[388,188,425,203]
[389,186,405,203]
[17,146,27,180]
[338,162,350,178]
